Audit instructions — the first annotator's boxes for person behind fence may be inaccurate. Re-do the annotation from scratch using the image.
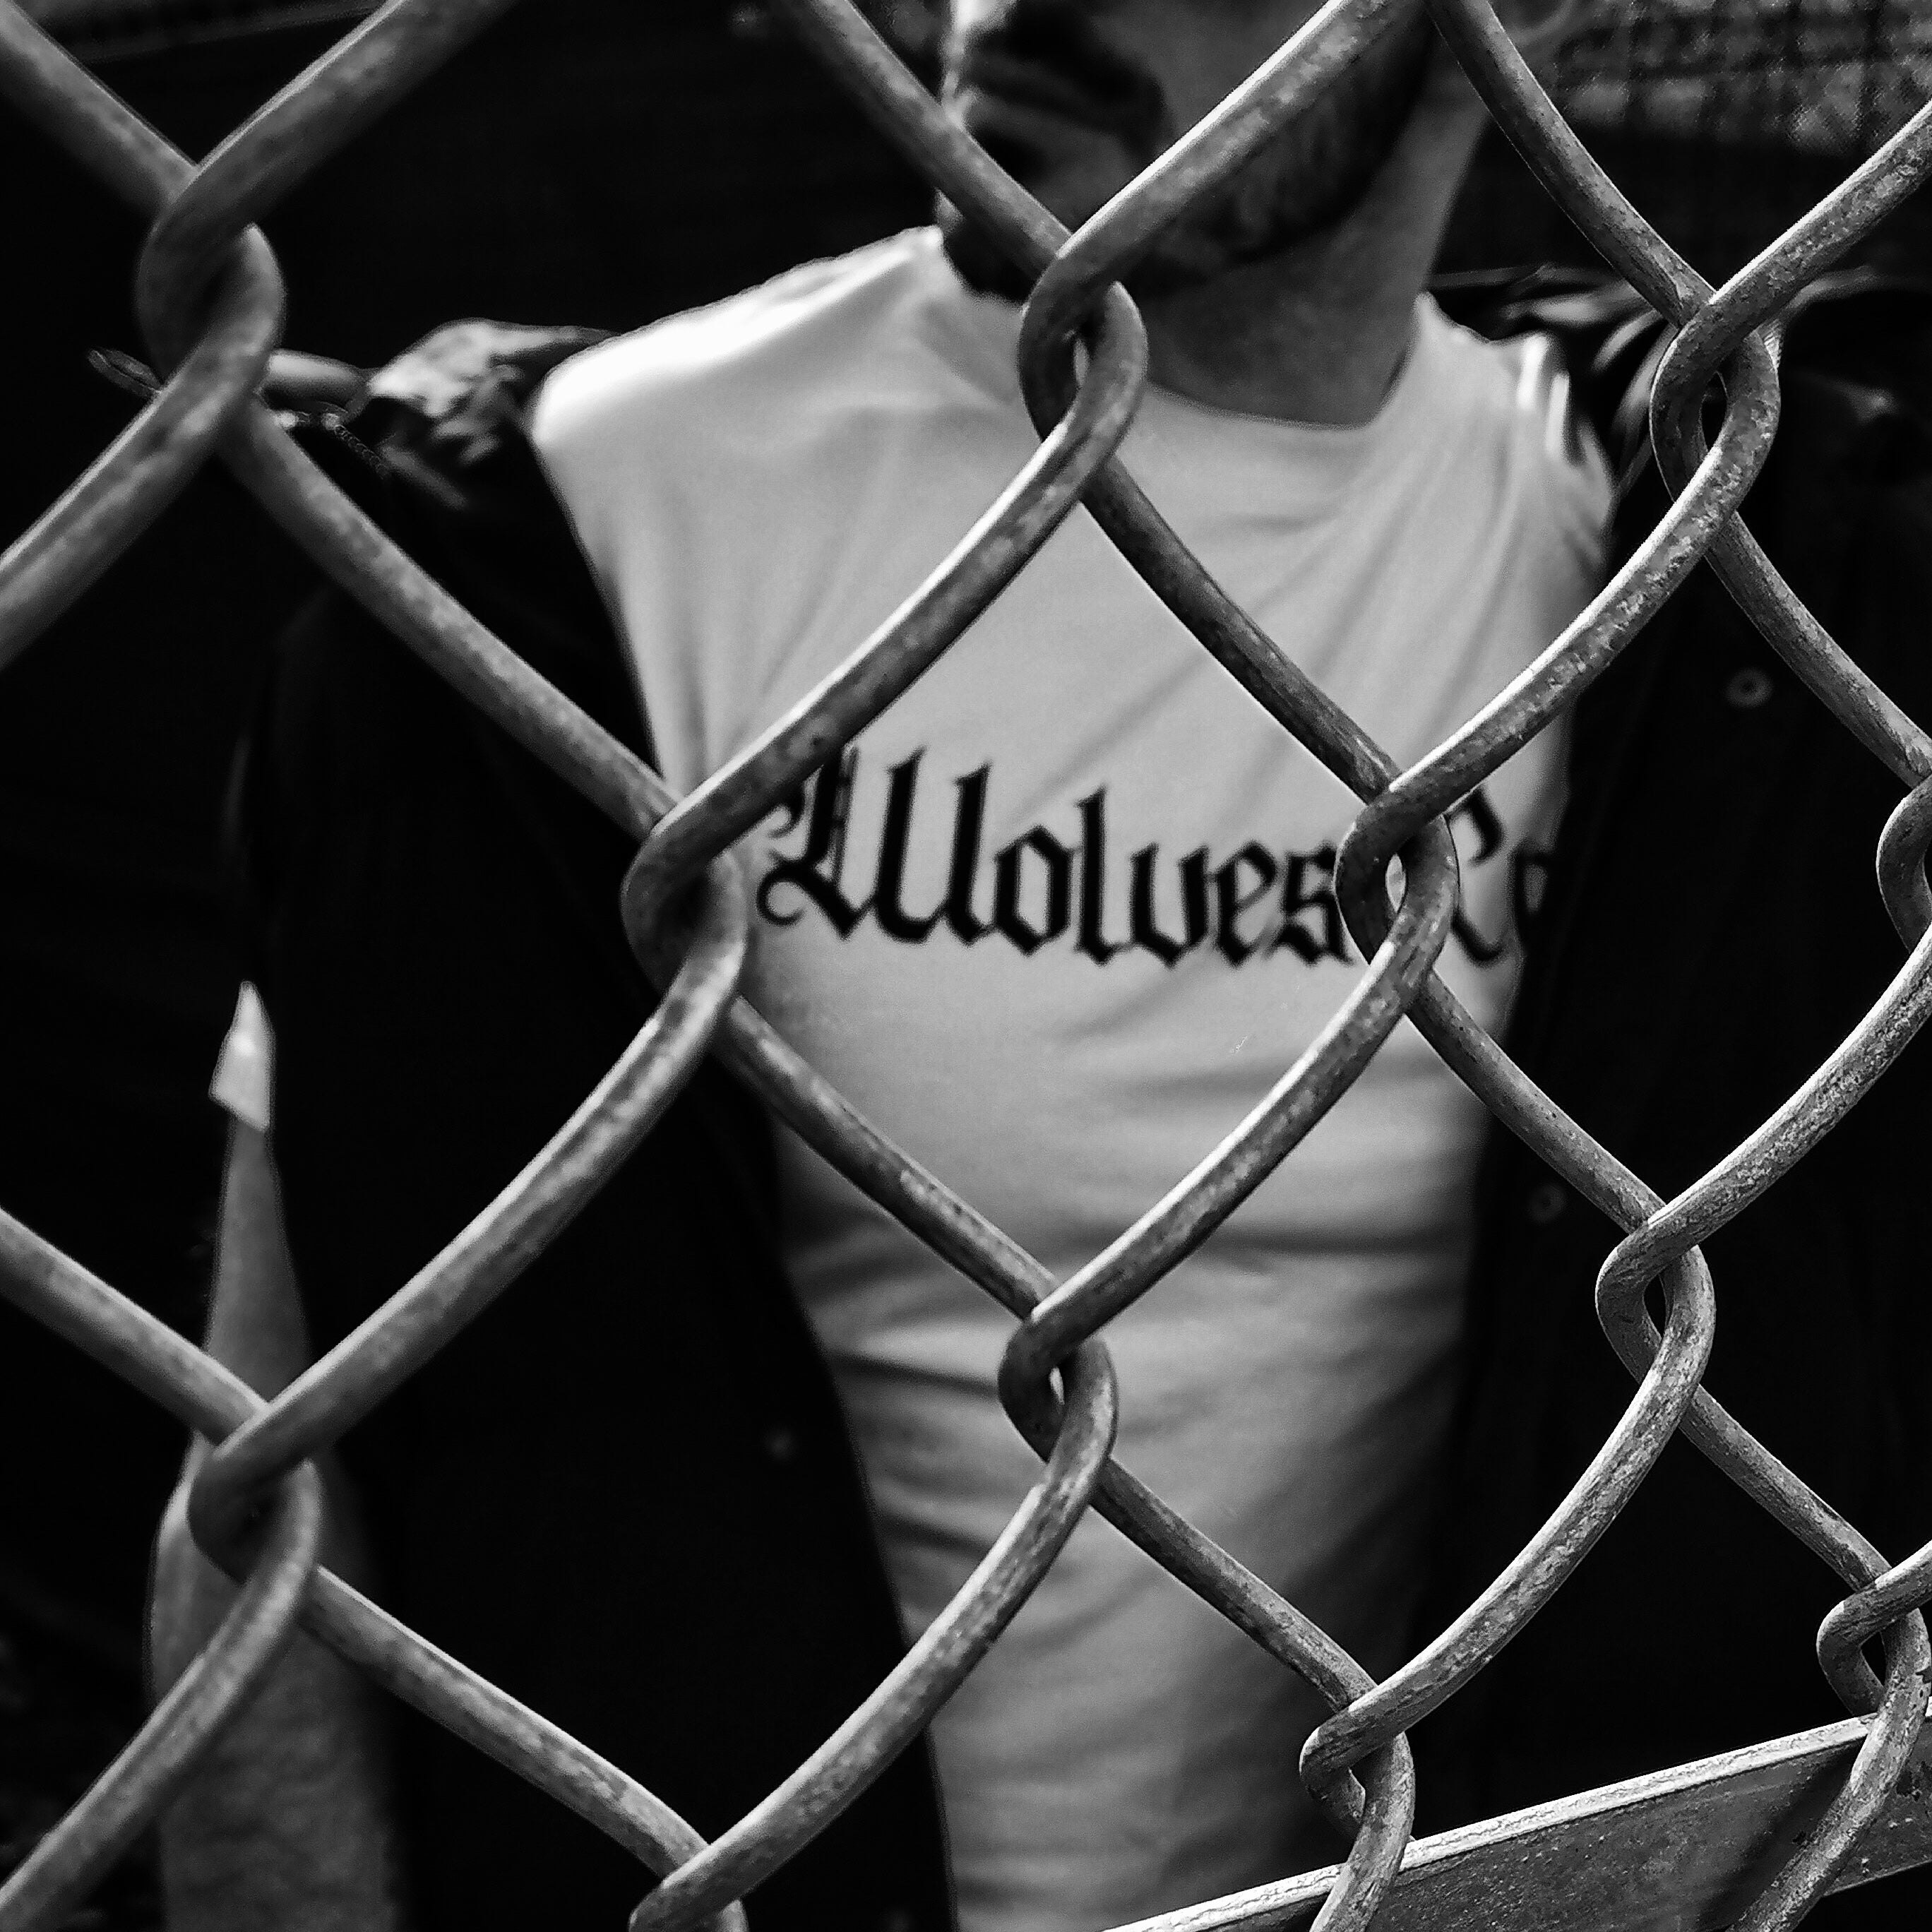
[150,1,1932,1928]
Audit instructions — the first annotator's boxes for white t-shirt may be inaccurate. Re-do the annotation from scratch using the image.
[535,228,1608,1931]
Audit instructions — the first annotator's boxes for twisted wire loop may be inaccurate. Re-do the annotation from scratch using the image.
[2,0,1931,1925]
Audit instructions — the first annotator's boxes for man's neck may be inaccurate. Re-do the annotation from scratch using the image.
[1131,96,1482,427]
[1136,240,1423,426]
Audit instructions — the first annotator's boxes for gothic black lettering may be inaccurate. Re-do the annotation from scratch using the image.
[994,828,1074,955]
[1076,789,1121,964]
[765,786,806,840]
[1448,787,1505,864]
[753,753,1536,972]
[1129,845,1210,967]
[1271,845,1348,963]
[1179,852,1210,956]
[1447,785,1513,962]
[1215,843,1278,965]
[756,749,870,936]
[1451,909,1509,965]
[945,765,992,944]
[873,752,944,943]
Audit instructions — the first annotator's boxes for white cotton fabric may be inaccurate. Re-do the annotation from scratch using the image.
[532,228,1609,1932]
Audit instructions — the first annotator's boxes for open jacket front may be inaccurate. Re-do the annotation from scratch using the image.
[229,275,1932,1929]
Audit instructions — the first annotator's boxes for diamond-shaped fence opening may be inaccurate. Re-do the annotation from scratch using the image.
[4,1,1932,1929]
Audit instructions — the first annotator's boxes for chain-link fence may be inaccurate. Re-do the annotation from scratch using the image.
[4,0,1932,1928]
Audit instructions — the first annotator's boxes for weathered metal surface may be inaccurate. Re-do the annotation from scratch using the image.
[2,0,1930,1928]
[1116,1705,1932,1932]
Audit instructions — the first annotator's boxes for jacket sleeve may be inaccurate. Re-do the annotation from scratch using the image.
[219,323,957,1932]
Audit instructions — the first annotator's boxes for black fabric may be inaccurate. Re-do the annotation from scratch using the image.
[233,342,951,1932]
[1412,282,1932,1924]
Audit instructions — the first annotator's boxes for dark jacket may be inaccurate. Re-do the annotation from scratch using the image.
[1416,280,1932,1844]
[233,331,954,1932]
[232,278,1932,1928]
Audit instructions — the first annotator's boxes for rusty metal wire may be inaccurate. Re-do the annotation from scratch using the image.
[3,0,1931,1928]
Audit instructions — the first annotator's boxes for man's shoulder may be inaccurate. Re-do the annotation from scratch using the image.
[1421,293,1588,433]
[1426,268,1661,487]
[532,226,967,461]
[1408,292,1614,542]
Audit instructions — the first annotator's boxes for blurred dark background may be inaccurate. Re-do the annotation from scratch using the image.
[2,0,1928,1922]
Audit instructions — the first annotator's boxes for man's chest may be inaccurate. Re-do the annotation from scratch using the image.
[724,544,1565,1254]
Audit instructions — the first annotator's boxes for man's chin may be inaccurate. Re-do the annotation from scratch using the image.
[934,115,1138,302]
